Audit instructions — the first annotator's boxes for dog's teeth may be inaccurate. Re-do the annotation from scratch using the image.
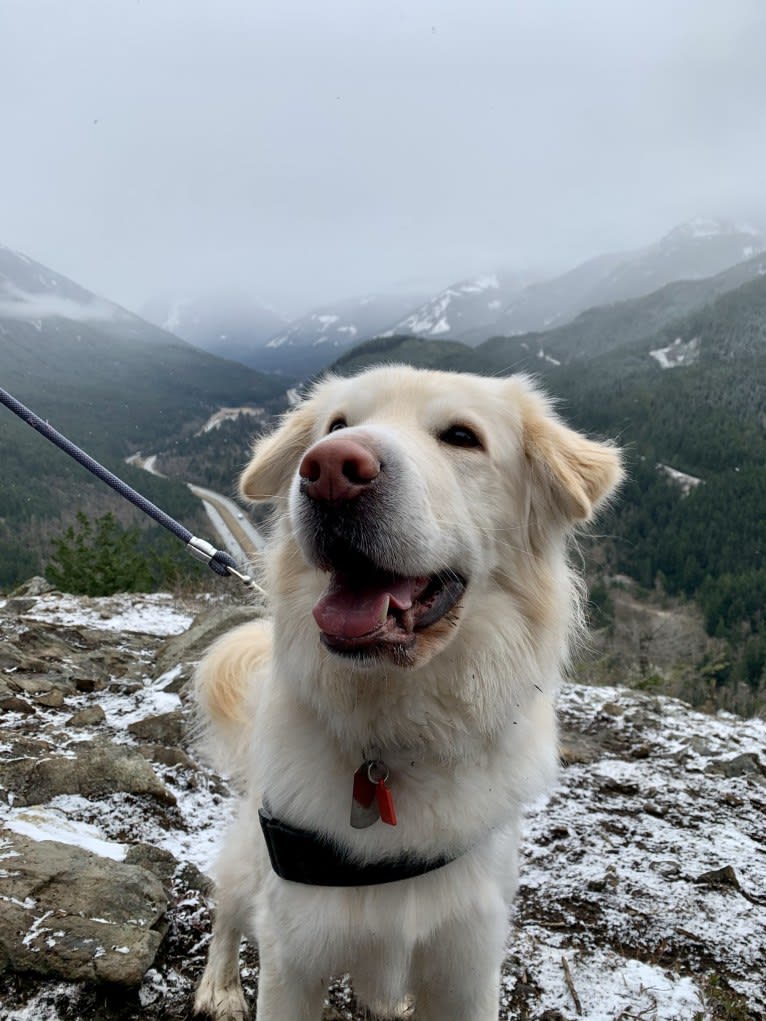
[380,597,390,623]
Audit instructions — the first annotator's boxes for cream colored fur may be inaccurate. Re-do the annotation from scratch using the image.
[193,365,622,1021]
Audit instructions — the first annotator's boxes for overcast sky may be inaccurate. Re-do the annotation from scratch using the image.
[2,0,766,316]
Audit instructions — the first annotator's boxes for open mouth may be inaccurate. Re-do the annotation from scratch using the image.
[312,558,466,660]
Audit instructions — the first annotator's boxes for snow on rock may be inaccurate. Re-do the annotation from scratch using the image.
[16,591,194,636]
[0,588,764,1019]
[4,807,128,862]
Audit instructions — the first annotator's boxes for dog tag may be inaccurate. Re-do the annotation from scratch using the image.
[350,764,379,828]
[375,779,397,826]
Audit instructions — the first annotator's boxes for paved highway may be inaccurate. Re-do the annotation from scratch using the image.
[127,453,265,567]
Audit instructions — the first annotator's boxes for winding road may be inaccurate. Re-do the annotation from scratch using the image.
[126,453,265,567]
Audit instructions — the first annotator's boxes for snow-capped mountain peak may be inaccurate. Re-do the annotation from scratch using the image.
[385,271,529,341]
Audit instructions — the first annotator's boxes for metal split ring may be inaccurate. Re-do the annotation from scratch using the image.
[367,760,389,784]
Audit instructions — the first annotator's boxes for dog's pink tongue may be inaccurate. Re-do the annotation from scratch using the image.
[313,573,421,639]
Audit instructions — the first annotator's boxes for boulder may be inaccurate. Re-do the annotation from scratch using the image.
[0,742,175,806]
[153,603,263,676]
[66,705,106,727]
[9,576,55,597]
[0,830,166,986]
[128,709,186,747]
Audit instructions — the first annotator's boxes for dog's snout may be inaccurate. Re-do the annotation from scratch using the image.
[299,437,381,502]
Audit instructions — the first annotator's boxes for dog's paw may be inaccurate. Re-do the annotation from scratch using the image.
[193,973,250,1020]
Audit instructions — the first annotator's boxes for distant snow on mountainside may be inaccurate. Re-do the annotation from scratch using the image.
[265,292,427,350]
[246,291,429,374]
[650,336,701,369]
[385,271,529,341]
[390,218,766,346]
[656,462,703,495]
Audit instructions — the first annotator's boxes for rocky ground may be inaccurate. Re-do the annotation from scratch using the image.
[0,579,764,1021]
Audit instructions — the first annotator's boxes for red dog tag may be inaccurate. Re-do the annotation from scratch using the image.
[375,779,397,826]
[352,765,376,808]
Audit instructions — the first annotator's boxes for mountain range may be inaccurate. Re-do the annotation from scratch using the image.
[387,217,765,344]
[140,218,765,374]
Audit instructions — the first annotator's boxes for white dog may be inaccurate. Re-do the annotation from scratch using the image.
[193,365,622,1021]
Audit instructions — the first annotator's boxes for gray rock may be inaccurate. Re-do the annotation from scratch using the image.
[124,842,178,891]
[16,627,79,663]
[9,576,55,597]
[705,752,765,778]
[3,597,37,616]
[599,701,624,717]
[128,709,186,747]
[0,695,36,715]
[154,603,262,675]
[0,643,26,671]
[66,705,106,727]
[0,830,166,985]
[0,730,54,758]
[137,744,198,770]
[107,679,143,695]
[558,733,598,765]
[7,675,55,694]
[161,664,193,694]
[35,689,66,709]
[0,742,176,806]
[74,675,106,693]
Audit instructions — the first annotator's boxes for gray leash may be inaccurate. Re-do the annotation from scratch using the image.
[0,385,262,593]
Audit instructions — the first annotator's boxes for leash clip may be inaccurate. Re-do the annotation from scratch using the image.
[225,563,266,595]
[186,536,218,563]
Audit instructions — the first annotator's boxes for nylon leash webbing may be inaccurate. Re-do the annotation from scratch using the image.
[0,385,262,592]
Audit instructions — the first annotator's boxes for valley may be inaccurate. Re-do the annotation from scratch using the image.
[1,219,764,712]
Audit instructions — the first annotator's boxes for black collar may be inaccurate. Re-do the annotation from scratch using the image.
[259,806,460,887]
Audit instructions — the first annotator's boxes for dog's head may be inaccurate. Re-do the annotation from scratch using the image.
[241,365,622,671]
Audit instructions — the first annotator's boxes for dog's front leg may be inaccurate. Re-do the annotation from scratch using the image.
[194,917,249,1020]
[255,951,326,1021]
[411,903,507,1021]
[194,811,259,1020]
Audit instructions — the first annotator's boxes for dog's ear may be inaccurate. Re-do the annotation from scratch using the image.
[520,388,623,523]
[239,403,316,501]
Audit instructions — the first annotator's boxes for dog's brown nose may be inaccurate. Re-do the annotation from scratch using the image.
[299,437,380,502]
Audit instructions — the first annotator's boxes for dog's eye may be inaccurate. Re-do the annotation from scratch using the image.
[439,425,483,449]
[328,418,347,433]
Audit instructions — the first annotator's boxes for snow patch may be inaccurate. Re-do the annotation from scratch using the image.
[3,808,128,861]
[537,348,561,366]
[649,336,700,369]
[23,592,193,636]
[195,406,263,436]
[657,463,703,495]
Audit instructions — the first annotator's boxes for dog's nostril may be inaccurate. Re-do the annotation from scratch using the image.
[342,458,377,485]
[303,458,321,483]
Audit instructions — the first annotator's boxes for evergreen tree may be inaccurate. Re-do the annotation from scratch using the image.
[46,512,154,596]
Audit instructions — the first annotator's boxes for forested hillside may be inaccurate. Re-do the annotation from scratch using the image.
[0,259,287,587]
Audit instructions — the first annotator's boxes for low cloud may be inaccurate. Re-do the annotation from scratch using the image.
[0,287,118,323]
